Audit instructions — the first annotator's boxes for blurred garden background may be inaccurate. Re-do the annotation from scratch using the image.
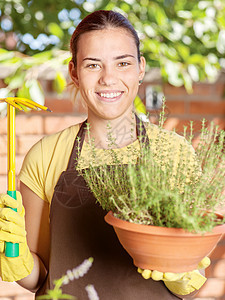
[0,0,225,299]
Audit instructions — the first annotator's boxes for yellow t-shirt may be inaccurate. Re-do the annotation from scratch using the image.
[18,122,199,205]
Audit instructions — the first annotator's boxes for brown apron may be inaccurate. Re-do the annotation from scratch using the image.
[36,116,181,299]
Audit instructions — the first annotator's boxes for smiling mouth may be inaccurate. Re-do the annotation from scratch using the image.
[96,91,123,102]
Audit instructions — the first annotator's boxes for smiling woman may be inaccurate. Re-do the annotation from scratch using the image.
[0,10,206,300]
[68,11,145,148]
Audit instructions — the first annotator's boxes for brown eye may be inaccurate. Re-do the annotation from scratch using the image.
[87,64,100,69]
[118,62,129,67]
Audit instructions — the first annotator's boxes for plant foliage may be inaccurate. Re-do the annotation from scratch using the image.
[0,0,225,92]
[0,48,70,116]
[79,107,225,233]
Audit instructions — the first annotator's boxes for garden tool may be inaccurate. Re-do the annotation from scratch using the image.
[0,97,51,258]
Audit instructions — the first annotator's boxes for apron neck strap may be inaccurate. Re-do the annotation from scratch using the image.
[67,115,149,170]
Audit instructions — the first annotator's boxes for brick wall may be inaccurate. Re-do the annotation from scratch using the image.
[0,75,225,299]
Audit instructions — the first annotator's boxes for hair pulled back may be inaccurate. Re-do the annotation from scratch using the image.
[70,10,141,66]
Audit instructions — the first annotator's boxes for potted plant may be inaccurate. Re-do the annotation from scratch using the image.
[79,103,225,273]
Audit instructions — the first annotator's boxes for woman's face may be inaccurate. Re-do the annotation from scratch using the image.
[69,28,145,121]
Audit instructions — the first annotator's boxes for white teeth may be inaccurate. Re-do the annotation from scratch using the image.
[99,92,121,98]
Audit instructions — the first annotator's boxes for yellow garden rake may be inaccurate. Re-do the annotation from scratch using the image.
[0,97,51,257]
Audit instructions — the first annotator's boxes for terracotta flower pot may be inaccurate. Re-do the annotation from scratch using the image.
[105,211,225,273]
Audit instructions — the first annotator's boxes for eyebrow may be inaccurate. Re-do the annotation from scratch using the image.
[82,54,135,62]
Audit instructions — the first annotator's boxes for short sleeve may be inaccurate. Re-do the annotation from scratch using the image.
[18,124,80,204]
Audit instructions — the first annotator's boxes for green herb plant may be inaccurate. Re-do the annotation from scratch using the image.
[79,103,225,233]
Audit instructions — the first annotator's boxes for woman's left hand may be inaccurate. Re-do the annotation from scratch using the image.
[137,257,210,296]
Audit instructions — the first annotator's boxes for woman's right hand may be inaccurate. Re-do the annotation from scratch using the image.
[0,191,34,282]
[138,257,210,296]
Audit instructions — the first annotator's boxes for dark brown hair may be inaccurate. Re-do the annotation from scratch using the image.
[70,10,141,66]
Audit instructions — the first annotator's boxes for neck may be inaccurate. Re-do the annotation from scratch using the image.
[85,111,137,149]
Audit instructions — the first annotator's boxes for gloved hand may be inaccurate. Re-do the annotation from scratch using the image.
[0,191,34,281]
[138,257,210,295]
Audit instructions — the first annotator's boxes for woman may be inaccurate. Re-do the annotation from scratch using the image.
[0,10,208,299]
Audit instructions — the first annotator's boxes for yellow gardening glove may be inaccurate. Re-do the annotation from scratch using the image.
[0,191,34,282]
[138,257,210,296]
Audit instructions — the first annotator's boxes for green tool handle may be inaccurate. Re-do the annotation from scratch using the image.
[5,190,19,257]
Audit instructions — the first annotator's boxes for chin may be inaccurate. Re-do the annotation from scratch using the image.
[102,111,131,121]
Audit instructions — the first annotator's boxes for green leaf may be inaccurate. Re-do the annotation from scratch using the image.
[0,49,15,62]
[188,64,199,82]
[16,83,32,112]
[181,71,193,94]
[17,83,31,99]
[164,46,179,60]
[204,62,219,81]
[143,39,161,53]
[32,51,53,63]
[176,44,190,60]
[47,22,64,39]
[0,49,9,54]
[1,57,22,65]
[177,10,193,19]
[53,71,67,94]
[187,54,205,65]
[120,2,131,13]
[152,3,168,26]
[6,74,25,90]
[165,61,183,87]
[27,79,45,105]
[0,87,11,98]
[217,11,225,29]
[60,294,75,299]
[64,56,72,64]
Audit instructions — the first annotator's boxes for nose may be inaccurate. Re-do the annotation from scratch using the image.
[99,66,117,86]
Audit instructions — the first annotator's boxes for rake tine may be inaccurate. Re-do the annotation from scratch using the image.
[3,97,52,112]
[10,97,51,112]
[4,98,24,111]
[14,99,39,110]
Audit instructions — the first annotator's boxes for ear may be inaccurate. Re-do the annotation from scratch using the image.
[69,60,79,88]
[138,56,146,81]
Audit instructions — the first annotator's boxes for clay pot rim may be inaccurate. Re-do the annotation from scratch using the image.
[105,211,225,236]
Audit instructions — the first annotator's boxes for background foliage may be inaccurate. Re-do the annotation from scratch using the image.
[0,0,225,107]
